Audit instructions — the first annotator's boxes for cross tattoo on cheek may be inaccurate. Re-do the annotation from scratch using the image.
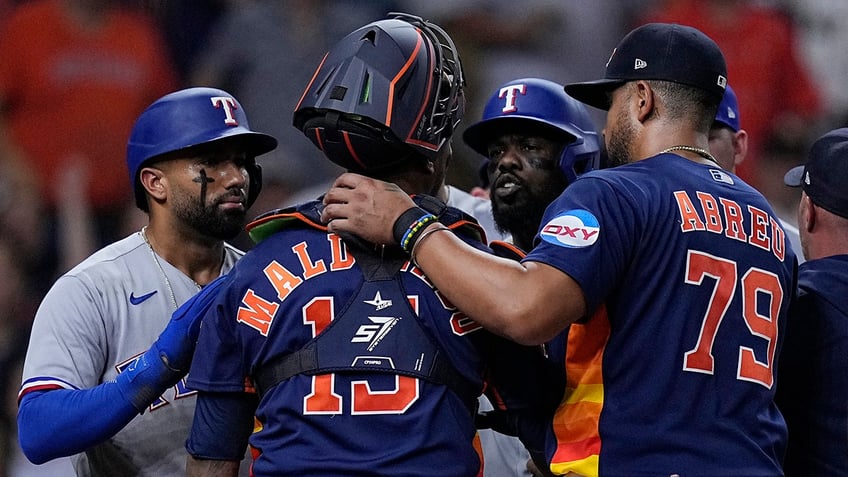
[193,168,214,205]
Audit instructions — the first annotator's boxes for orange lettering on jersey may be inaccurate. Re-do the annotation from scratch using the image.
[696,192,723,233]
[676,191,786,262]
[720,197,748,242]
[238,289,280,336]
[328,234,355,270]
[674,191,706,231]
[770,217,786,261]
[264,260,304,301]
[748,205,771,252]
[292,241,327,279]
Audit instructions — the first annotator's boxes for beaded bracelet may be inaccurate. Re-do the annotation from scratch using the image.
[393,207,429,245]
[400,214,437,253]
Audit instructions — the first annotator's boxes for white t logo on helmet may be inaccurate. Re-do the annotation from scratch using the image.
[499,84,527,113]
[210,96,239,126]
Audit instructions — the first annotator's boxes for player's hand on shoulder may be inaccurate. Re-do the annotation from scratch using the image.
[156,274,229,372]
[322,172,415,245]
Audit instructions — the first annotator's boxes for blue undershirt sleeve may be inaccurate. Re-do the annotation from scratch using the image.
[186,391,257,461]
[17,385,139,465]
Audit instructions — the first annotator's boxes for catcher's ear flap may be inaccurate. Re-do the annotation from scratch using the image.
[300,111,413,172]
[246,161,262,209]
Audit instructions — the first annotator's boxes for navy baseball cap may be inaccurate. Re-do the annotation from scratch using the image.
[714,84,740,132]
[784,128,848,219]
[565,23,728,111]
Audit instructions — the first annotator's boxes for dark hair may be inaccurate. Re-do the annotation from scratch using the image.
[648,80,719,133]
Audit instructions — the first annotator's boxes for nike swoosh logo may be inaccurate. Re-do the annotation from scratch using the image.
[129,290,158,305]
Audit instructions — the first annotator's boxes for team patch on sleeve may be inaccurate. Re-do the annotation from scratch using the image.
[540,210,600,248]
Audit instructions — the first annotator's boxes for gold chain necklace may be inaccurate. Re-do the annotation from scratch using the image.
[140,226,201,310]
[659,145,719,165]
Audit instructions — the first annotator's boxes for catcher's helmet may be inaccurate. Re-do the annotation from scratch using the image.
[463,78,600,184]
[293,12,465,172]
[127,87,278,211]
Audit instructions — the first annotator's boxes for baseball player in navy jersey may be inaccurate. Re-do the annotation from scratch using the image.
[185,13,560,477]
[16,87,276,475]
[777,128,848,476]
[463,77,601,477]
[322,22,797,476]
[709,83,804,263]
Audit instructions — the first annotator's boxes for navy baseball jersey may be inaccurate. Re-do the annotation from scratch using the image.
[523,153,796,476]
[18,231,242,476]
[187,200,557,476]
[776,254,848,476]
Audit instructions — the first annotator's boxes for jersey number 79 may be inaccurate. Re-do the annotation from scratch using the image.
[682,250,782,389]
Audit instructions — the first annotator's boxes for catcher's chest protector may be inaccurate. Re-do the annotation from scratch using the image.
[249,200,479,411]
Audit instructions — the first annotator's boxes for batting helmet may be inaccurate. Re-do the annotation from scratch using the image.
[463,78,600,184]
[293,12,465,172]
[127,87,278,211]
[713,84,740,132]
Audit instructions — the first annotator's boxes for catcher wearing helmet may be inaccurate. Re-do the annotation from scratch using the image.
[185,13,561,477]
[17,87,275,476]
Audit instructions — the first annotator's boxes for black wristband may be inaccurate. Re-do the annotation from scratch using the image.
[392,206,430,245]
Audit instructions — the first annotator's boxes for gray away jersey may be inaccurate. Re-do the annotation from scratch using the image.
[19,231,243,476]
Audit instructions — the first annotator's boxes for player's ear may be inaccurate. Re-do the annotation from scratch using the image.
[733,129,748,169]
[424,159,435,175]
[634,81,654,123]
[139,166,168,203]
[801,193,816,233]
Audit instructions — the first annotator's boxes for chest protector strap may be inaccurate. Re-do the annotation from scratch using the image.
[250,202,482,412]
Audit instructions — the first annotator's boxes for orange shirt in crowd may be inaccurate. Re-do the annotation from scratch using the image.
[0,0,178,210]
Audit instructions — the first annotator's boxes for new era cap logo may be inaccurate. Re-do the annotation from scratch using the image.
[717,75,727,88]
[726,106,736,120]
[804,171,811,185]
[634,58,647,70]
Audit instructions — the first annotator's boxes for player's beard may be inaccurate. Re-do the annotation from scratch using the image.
[171,187,246,240]
[605,103,634,168]
[492,171,568,241]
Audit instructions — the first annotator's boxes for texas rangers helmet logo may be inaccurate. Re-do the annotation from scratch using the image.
[540,209,600,248]
[210,96,239,126]
[499,84,527,113]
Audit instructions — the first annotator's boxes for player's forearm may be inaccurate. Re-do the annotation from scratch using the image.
[410,224,584,344]
[17,385,138,464]
[187,456,240,477]
[322,174,585,343]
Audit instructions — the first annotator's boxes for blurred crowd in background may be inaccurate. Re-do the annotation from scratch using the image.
[0,0,845,474]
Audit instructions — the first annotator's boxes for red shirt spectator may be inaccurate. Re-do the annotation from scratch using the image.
[638,0,822,190]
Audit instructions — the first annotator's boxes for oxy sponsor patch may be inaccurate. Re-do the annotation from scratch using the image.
[540,209,600,248]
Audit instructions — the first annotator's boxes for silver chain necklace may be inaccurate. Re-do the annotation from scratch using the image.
[140,226,201,310]
[659,145,719,165]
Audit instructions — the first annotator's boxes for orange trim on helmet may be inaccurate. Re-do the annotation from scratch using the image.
[342,130,367,169]
[387,31,424,128]
[404,27,437,151]
[385,27,435,146]
[295,52,330,112]
[246,211,328,234]
[313,128,325,152]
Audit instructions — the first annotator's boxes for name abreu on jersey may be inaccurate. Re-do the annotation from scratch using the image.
[673,189,787,261]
